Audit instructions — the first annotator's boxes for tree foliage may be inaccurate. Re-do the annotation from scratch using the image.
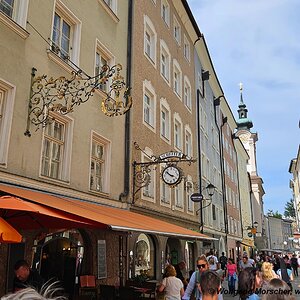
[284,199,296,218]
[267,209,282,219]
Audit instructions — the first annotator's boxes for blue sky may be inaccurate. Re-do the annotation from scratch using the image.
[187,0,300,214]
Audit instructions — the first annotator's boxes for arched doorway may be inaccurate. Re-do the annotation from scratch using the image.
[134,233,155,279]
[166,238,181,266]
[33,230,84,299]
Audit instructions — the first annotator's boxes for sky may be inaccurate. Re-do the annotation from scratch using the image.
[187,0,300,215]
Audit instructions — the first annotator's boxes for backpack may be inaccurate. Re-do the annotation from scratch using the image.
[191,271,200,300]
[208,256,215,265]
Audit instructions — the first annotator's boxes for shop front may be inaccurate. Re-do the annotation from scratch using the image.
[0,183,210,298]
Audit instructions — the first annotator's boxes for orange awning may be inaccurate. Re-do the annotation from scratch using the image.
[0,217,22,243]
[0,183,213,240]
[0,195,105,230]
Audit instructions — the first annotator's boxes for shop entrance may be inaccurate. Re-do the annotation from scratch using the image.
[33,230,84,299]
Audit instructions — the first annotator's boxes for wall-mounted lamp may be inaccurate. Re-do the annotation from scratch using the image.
[202,70,210,81]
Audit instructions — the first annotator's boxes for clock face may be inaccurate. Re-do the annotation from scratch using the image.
[162,165,181,186]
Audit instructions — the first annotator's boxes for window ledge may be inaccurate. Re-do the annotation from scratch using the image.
[39,175,70,186]
[0,12,29,39]
[98,0,119,23]
[47,50,78,74]
[144,53,156,69]
[160,134,171,145]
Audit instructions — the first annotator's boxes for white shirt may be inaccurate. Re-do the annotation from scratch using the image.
[207,255,219,271]
[162,276,183,300]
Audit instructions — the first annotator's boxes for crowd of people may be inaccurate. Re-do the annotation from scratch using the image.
[157,250,300,300]
[2,252,300,300]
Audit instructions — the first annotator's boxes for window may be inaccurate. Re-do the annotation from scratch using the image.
[160,40,170,82]
[173,60,182,98]
[161,0,170,26]
[0,78,15,166]
[0,0,28,29]
[184,35,190,62]
[186,180,193,212]
[51,2,81,65]
[175,182,183,208]
[185,127,192,158]
[160,99,170,141]
[142,150,155,201]
[173,16,181,45]
[41,114,73,181]
[144,15,157,65]
[184,76,191,109]
[95,41,114,93]
[143,80,156,131]
[103,0,117,13]
[174,115,182,150]
[160,167,170,205]
[90,133,111,193]
[198,70,204,97]
[212,204,216,220]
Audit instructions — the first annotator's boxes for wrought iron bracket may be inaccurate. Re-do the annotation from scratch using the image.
[24,64,132,136]
[132,142,196,204]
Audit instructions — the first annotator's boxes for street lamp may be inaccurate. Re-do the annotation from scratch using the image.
[190,183,216,233]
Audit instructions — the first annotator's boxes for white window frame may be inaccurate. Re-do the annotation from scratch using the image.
[0,0,29,35]
[161,0,170,27]
[40,112,73,183]
[142,148,156,203]
[103,0,117,14]
[198,70,204,97]
[183,76,192,110]
[184,125,193,158]
[0,78,15,167]
[183,34,190,62]
[185,176,194,213]
[173,59,182,99]
[175,181,184,210]
[89,132,111,194]
[173,113,183,151]
[173,15,181,45]
[144,15,157,67]
[160,40,171,84]
[50,1,81,67]
[143,80,156,132]
[160,98,171,143]
[94,40,115,94]
[160,164,171,206]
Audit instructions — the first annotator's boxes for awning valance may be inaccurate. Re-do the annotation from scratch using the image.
[0,183,213,240]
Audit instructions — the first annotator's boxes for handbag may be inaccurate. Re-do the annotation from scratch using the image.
[156,291,167,300]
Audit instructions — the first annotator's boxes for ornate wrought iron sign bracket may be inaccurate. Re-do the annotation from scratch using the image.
[132,142,196,204]
[24,64,132,136]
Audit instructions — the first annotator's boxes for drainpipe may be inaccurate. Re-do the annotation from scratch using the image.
[213,97,228,250]
[119,0,133,202]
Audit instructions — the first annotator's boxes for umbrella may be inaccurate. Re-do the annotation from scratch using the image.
[0,196,104,230]
[0,217,22,243]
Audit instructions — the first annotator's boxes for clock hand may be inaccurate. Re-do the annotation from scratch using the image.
[166,171,174,177]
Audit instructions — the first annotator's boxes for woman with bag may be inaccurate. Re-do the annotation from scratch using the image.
[226,258,237,295]
[157,264,184,300]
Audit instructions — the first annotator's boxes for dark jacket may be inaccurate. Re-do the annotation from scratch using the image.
[13,269,44,292]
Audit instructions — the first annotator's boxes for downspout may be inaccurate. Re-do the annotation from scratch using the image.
[213,97,228,248]
[119,0,133,202]
[196,90,203,233]
[232,135,244,259]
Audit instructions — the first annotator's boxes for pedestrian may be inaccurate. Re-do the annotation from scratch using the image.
[207,250,219,271]
[226,258,237,295]
[276,258,293,291]
[238,267,262,300]
[290,254,298,277]
[13,260,44,292]
[157,264,184,300]
[219,252,228,272]
[182,255,223,300]
[261,261,278,286]
[174,261,188,289]
[239,254,253,272]
[199,270,221,300]
[261,278,294,300]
